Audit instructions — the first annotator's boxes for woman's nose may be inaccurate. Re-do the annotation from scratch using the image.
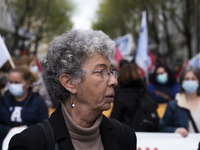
[108,73,118,87]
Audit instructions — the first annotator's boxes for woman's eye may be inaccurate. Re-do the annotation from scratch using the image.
[96,72,101,74]
[94,70,101,74]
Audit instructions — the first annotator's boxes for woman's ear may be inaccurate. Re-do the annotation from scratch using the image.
[59,74,77,94]
[24,81,30,89]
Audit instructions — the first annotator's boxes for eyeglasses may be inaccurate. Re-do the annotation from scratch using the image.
[84,69,118,79]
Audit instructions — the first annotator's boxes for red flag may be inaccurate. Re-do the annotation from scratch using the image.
[148,51,156,72]
[114,45,123,71]
[175,61,189,79]
[35,55,42,72]
[138,66,145,78]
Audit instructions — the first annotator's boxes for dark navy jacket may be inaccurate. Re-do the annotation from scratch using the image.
[159,99,189,132]
[0,88,48,148]
[148,83,180,103]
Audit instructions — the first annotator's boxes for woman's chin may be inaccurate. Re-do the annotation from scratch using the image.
[101,103,112,111]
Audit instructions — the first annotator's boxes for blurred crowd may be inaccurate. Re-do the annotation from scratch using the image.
[0,55,59,149]
[110,58,200,137]
[0,53,200,149]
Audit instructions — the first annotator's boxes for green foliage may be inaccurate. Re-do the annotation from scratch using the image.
[92,0,198,60]
[9,0,74,52]
[92,0,140,39]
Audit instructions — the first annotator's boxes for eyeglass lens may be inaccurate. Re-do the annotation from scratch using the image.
[102,69,118,79]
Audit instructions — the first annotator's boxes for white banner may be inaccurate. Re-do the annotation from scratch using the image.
[2,126,27,150]
[136,132,200,150]
[0,35,11,68]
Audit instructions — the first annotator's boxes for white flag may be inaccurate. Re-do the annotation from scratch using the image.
[0,35,11,68]
[114,33,133,56]
[135,11,151,77]
[188,52,200,68]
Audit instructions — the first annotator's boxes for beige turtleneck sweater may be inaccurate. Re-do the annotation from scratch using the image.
[61,102,104,150]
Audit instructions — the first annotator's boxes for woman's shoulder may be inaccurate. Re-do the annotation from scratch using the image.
[101,116,136,141]
[147,83,155,92]
[166,99,179,110]
[168,99,178,105]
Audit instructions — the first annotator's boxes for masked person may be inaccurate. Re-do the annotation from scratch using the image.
[17,55,56,108]
[147,65,179,103]
[160,66,200,137]
[0,66,48,149]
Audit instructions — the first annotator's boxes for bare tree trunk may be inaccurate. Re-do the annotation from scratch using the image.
[34,27,43,55]
[184,0,194,59]
[162,6,173,61]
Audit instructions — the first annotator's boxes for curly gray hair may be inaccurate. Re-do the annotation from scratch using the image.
[40,29,115,102]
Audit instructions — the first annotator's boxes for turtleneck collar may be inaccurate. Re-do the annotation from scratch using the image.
[60,102,104,150]
[61,102,103,135]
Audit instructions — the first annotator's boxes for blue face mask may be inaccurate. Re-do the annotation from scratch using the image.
[30,65,38,73]
[9,83,25,97]
[182,81,199,94]
[156,74,168,84]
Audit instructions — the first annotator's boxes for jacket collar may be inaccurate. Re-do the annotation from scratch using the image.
[49,105,121,150]
[49,105,74,150]
[175,93,189,110]
[100,116,121,150]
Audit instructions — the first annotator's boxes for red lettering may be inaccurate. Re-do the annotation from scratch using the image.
[137,147,158,150]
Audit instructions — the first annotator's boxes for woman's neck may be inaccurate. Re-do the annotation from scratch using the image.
[185,92,199,101]
[15,89,28,102]
[185,92,200,111]
[65,100,101,128]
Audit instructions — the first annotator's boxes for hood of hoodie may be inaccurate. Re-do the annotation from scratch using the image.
[175,93,189,110]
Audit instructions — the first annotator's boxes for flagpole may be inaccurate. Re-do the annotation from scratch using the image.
[145,70,149,85]
[8,57,15,69]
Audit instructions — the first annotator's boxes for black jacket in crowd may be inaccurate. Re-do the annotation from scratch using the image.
[111,80,159,132]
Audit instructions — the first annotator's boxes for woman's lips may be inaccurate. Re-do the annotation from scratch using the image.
[105,95,114,102]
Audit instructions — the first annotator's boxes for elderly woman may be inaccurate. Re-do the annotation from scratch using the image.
[160,66,200,137]
[8,29,136,150]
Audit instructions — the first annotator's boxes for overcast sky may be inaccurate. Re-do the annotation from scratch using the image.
[71,0,100,30]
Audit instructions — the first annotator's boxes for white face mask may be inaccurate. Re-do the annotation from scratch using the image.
[156,73,168,84]
[9,83,26,97]
[182,81,199,94]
